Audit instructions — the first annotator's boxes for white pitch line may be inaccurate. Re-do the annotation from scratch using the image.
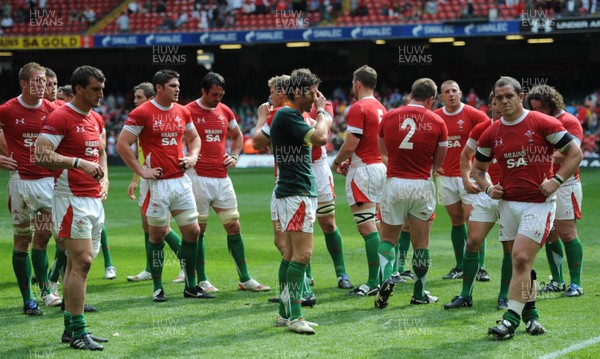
[539,336,600,359]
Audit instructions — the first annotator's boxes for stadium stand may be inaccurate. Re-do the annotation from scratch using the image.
[2,0,121,35]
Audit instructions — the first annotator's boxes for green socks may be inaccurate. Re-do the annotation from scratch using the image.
[13,250,33,302]
[564,238,583,286]
[478,239,486,268]
[164,230,182,257]
[521,301,539,323]
[179,240,197,289]
[227,234,251,282]
[324,228,347,277]
[286,261,307,321]
[396,231,411,273]
[31,248,49,295]
[64,311,72,335]
[499,252,512,300]
[545,240,564,283]
[460,251,479,298]
[306,261,312,280]
[49,247,66,283]
[363,231,381,288]
[278,259,290,318]
[413,249,430,300]
[144,233,151,273]
[196,233,207,281]
[71,313,87,338]
[377,240,395,282]
[147,241,165,291]
[451,225,467,270]
[101,226,113,268]
[146,230,182,274]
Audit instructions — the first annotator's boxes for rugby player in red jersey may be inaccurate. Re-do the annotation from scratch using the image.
[36,65,110,350]
[527,85,585,298]
[186,72,270,293]
[375,78,447,308]
[117,69,212,302]
[435,80,490,281]
[332,65,387,296]
[474,77,582,339]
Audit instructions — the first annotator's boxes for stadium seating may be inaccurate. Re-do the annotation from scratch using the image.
[0,0,573,35]
[3,0,121,35]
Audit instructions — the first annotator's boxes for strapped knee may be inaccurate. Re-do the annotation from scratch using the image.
[217,208,239,224]
[197,214,209,225]
[316,201,335,218]
[353,206,377,224]
[174,209,199,227]
[147,216,169,227]
[13,226,33,236]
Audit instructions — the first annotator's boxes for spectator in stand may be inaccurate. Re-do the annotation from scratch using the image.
[242,0,256,14]
[308,0,320,12]
[276,0,288,11]
[107,130,117,157]
[0,14,13,29]
[117,12,130,33]
[83,7,97,26]
[320,0,332,23]
[461,0,474,18]
[356,0,368,16]
[255,0,269,14]
[224,8,236,27]
[158,13,176,30]
[69,8,80,22]
[426,0,438,15]
[155,0,167,13]
[291,0,307,11]
[229,0,243,10]
[15,6,27,23]
[199,7,209,29]
[2,2,11,18]
[175,11,188,28]
[466,88,479,107]
[128,1,138,14]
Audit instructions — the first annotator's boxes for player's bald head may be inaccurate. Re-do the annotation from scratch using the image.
[440,80,460,92]
[353,65,377,89]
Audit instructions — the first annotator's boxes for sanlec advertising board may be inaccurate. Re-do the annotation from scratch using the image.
[0,35,84,50]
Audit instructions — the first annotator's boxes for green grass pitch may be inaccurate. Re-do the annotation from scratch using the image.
[0,167,599,358]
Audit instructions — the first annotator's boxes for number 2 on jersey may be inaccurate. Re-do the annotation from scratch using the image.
[399,118,415,149]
